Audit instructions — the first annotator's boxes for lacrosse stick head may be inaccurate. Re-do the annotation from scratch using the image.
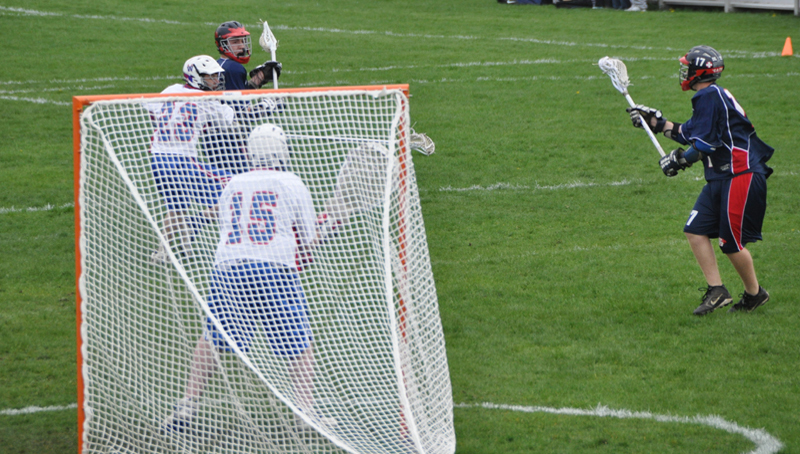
[322,143,398,222]
[258,19,278,53]
[598,56,630,95]
[409,128,435,156]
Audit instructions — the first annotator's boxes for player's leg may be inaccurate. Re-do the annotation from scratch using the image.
[684,182,732,315]
[253,263,333,425]
[723,251,770,311]
[726,248,759,295]
[162,266,236,434]
[685,232,723,287]
[289,345,315,413]
[718,173,770,312]
[151,154,196,261]
[177,157,231,255]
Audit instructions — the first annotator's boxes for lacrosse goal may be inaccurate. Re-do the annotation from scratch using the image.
[73,84,454,454]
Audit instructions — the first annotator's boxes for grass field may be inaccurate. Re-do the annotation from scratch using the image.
[1,1,799,453]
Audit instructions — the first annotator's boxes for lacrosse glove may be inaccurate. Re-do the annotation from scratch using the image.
[659,148,692,177]
[249,61,282,87]
[627,105,667,133]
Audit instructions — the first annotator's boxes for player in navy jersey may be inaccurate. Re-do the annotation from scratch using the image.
[209,21,284,174]
[162,123,336,435]
[627,45,773,316]
[215,20,282,91]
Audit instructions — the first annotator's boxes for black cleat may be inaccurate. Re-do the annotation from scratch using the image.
[728,286,769,313]
[693,285,733,315]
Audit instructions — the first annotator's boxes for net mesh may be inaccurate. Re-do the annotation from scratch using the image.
[76,87,454,454]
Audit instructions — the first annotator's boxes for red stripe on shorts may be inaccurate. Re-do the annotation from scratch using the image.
[727,173,752,251]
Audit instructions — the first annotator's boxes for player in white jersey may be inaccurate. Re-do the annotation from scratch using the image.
[162,123,331,434]
[148,55,236,261]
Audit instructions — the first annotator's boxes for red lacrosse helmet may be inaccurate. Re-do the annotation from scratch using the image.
[215,21,252,64]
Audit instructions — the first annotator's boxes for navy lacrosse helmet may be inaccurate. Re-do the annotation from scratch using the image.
[679,45,724,91]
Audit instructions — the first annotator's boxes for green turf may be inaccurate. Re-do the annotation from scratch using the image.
[1,1,798,453]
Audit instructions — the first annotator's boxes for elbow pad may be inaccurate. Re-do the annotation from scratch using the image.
[663,122,683,141]
[693,140,716,155]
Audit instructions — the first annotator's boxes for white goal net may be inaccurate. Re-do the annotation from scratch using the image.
[75,85,454,454]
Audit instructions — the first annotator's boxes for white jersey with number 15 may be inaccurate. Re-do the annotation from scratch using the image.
[215,170,316,268]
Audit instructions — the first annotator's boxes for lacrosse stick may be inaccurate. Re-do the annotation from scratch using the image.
[322,143,398,222]
[598,56,666,157]
[314,143,398,245]
[409,128,435,155]
[258,19,279,89]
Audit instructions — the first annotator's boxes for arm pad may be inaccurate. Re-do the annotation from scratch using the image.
[682,145,701,163]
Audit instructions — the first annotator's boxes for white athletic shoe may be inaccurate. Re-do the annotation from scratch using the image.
[161,397,198,434]
[625,4,645,10]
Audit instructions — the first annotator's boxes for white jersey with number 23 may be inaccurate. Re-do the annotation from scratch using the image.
[146,84,235,158]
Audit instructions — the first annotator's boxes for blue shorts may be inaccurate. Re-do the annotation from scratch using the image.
[206,261,312,358]
[151,154,231,211]
[683,172,767,254]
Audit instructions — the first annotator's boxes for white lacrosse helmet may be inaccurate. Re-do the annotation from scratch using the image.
[248,123,290,170]
[183,55,225,91]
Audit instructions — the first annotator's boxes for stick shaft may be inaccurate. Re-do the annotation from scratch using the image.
[624,93,665,157]
[270,49,278,89]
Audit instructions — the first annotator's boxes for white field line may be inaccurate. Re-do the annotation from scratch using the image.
[0,202,74,215]
[1,6,794,59]
[0,403,77,416]
[456,402,784,454]
[437,179,640,193]
[2,401,782,454]
[1,181,625,215]
[3,70,797,107]
[1,5,797,105]
[4,170,798,215]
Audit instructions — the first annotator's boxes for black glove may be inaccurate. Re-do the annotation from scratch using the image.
[626,104,667,133]
[249,61,282,86]
[659,148,692,177]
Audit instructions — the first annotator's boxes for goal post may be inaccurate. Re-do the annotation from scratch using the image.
[73,85,454,454]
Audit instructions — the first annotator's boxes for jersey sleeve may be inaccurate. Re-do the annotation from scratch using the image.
[684,89,724,150]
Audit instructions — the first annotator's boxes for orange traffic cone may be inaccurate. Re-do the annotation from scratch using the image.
[782,37,793,57]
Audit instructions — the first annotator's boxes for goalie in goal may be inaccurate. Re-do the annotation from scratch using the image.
[162,123,335,435]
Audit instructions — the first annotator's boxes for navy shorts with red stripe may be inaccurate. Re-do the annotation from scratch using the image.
[683,172,767,254]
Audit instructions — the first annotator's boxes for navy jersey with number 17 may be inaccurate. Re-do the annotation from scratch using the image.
[677,84,774,182]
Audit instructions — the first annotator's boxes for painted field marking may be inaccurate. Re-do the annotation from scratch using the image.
[2,401,783,454]
[456,402,784,454]
[0,202,74,215]
[0,403,77,416]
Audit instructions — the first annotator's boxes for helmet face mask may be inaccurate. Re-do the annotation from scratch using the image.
[215,21,252,64]
[183,55,226,91]
[679,45,724,91]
